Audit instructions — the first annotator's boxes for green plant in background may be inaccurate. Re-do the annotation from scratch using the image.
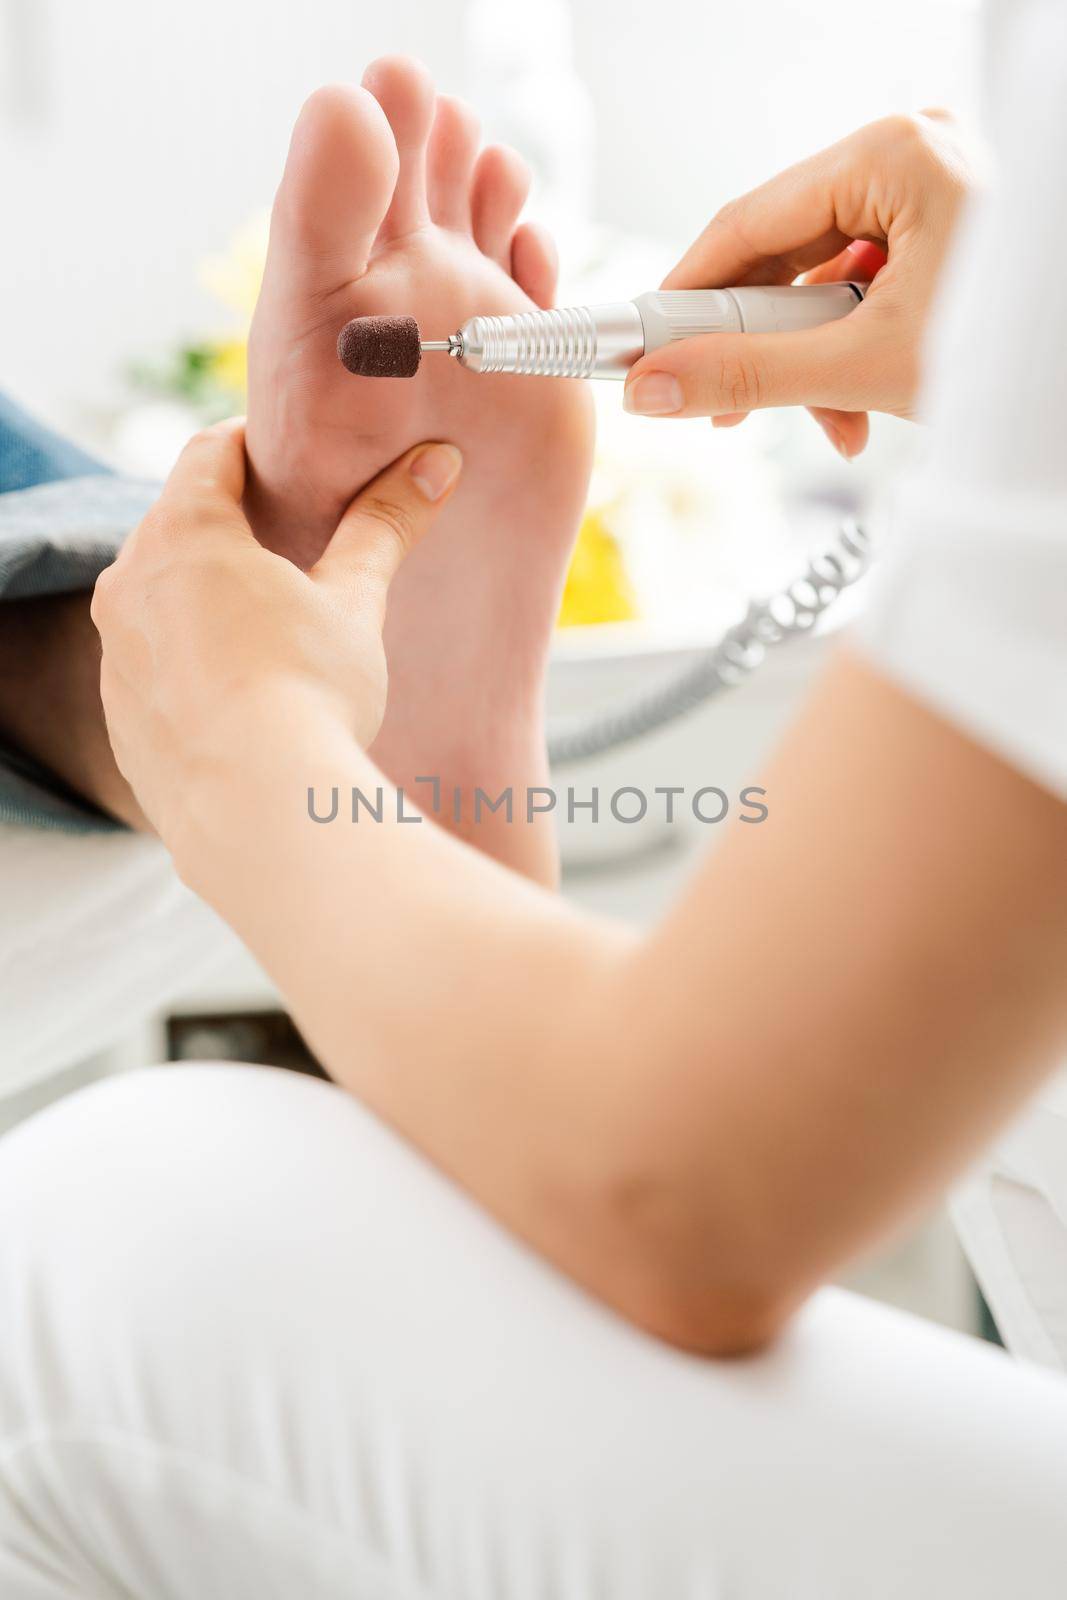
[128,339,246,418]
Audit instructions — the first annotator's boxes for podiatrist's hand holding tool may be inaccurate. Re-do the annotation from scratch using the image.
[623,111,973,455]
[337,114,971,460]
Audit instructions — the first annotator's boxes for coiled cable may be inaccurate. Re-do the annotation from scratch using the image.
[547,519,873,768]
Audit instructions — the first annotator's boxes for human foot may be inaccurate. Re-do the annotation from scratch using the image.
[245,59,595,883]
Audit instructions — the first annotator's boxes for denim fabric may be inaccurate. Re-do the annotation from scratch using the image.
[0,392,110,495]
[0,395,152,831]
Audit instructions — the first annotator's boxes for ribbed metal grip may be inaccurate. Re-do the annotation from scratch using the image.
[459,306,599,376]
[450,285,863,379]
[638,289,738,342]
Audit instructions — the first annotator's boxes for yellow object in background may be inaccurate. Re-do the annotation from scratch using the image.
[200,213,271,327]
[557,506,639,628]
[189,214,268,402]
[206,338,248,397]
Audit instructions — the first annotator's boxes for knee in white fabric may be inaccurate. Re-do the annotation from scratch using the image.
[5,1065,1067,1600]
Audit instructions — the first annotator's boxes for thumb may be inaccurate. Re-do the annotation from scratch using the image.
[623,318,879,420]
[312,442,462,592]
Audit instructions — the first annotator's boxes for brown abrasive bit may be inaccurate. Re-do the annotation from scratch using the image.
[337,315,422,378]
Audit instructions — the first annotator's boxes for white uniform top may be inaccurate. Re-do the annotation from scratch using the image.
[857,0,1067,802]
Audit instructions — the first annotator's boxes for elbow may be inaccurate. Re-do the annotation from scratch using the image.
[542,1013,807,1356]
[568,1173,802,1358]
[614,1271,797,1358]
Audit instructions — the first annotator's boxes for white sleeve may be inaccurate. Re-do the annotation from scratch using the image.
[855,0,1067,801]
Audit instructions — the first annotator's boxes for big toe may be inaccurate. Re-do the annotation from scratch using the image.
[265,84,399,294]
[361,56,436,241]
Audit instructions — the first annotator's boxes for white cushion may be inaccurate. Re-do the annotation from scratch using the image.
[954,1070,1067,1373]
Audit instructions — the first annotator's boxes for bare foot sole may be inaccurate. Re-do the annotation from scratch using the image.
[245,58,595,882]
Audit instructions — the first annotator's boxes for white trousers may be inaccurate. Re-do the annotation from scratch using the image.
[2,1065,1067,1599]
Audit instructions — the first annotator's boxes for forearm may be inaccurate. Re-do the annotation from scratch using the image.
[172,657,1067,1355]
[0,591,146,828]
[173,681,627,1086]
[173,684,639,1267]
[601,653,1067,1330]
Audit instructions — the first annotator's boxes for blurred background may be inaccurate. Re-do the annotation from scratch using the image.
[1,0,996,1336]
[0,0,980,428]
[0,0,983,635]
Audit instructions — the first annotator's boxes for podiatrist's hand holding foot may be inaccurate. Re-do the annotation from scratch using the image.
[92,421,459,845]
[624,112,973,456]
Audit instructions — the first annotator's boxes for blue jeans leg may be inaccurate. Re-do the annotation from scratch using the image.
[0,392,111,495]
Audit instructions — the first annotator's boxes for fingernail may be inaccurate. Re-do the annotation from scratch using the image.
[410,443,462,501]
[818,418,849,458]
[624,373,684,416]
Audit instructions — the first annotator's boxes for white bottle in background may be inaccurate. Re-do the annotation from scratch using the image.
[462,0,595,266]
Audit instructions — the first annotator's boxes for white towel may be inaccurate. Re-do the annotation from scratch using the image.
[0,822,238,1100]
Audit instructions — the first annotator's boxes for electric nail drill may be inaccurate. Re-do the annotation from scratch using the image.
[337,282,865,381]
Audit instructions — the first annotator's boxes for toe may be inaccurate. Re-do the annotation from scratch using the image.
[362,56,436,241]
[471,145,532,267]
[510,221,559,309]
[267,85,398,288]
[427,95,480,231]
